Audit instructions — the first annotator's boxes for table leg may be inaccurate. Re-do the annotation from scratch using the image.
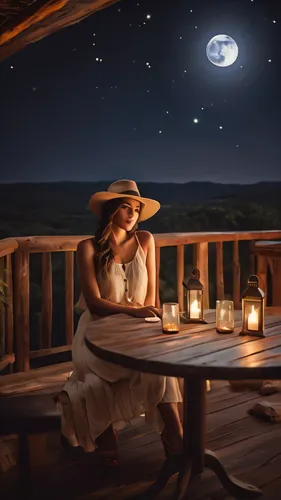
[175,376,262,499]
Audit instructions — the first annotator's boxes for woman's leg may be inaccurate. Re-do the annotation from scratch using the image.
[158,402,183,456]
[95,425,119,466]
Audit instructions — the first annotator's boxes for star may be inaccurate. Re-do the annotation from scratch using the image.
[146,14,151,20]
[10,65,14,69]
[193,118,199,124]
[158,130,163,134]
[268,59,272,63]
[219,126,223,130]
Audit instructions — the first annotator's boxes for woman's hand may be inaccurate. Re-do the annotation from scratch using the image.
[131,305,162,318]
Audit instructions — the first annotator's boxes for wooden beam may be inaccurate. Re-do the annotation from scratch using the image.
[194,242,209,309]
[177,245,184,311]
[0,0,121,62]
[0,353,15,372]
[233,241,241,309]
[41,252,52,348]
[155,246,161,308]
[216,242,224,300]
[14,250,30,372]
[65,251,74,345]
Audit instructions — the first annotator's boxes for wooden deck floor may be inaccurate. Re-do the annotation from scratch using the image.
[1,381,281,499]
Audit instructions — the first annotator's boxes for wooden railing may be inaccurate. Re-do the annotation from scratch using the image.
[0,230,281,373]
[0,238,18,372]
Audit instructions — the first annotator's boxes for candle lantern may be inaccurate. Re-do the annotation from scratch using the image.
[182,268,206,323]
[240,275,265,337]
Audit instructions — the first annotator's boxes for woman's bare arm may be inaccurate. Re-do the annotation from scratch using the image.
[141,232,156,307]
[77,239,139,316]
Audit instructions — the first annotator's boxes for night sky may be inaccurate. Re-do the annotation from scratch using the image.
[0,0,280,184]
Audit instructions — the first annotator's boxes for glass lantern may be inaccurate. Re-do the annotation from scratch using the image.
[182,268,206,323]
[240,275,265,337]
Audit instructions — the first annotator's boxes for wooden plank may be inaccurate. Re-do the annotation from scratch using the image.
[233,240,241,309]
[0,353,15,372]
[0,257,5,358]
[30,344,72,359]
[272,258,281,306]
[5,253,14,361]
[194,242,209,309]
[257,254,268,305]
[2,381,281,500]
[14,250,30,371]
[155,246,161,308]
[176,244,184,311]
[41,252,53,348]
[0,361,72,395]
[216,241,224,300]
[0,238,18,258]
[86,310,281,380]
[14,232,281,254]
[65,251,74,344]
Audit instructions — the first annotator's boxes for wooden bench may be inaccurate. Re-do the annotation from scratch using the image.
[0,362,72,498]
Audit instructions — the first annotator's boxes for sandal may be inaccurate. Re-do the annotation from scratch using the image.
[100,451,120,467]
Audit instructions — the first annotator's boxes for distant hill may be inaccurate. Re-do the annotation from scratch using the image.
[1,180,281,211]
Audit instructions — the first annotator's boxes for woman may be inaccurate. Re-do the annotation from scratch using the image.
[58,180,183,467]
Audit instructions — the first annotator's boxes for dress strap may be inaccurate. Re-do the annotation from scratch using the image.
[135,232,146,262]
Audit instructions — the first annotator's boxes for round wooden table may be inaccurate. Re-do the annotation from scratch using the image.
[85,308,281,499]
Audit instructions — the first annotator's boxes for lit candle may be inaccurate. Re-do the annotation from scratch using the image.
[221,326,232,332]
[163,322,179,332]
[190,299,200,319]
[248,306,259,331]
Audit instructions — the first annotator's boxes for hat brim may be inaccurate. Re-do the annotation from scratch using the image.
[89,192,160,222]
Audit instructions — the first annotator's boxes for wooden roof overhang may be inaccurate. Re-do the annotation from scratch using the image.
[0,0,120,62]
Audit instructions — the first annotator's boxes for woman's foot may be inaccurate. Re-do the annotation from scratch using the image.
[100,450,120,467]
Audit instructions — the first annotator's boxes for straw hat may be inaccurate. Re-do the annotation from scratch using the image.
[89,180,160,222]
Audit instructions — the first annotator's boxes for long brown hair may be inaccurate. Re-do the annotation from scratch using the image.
[94,198,139,274]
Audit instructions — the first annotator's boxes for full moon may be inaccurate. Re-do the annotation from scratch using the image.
[206,34,238,67]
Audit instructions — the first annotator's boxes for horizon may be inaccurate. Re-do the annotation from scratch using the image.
[1,179,281,186]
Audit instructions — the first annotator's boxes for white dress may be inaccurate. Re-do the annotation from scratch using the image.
[59,234,183,452]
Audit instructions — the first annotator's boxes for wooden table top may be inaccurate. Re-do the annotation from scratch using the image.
[85,308,281,380]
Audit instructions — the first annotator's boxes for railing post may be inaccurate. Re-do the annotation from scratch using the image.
[194,242,209,309]
[155,246,161,308]
[257,254,267,305]
[177,245,184,311]
[249,241,256,275]
[233,240,241,309]
[5,253,14,371]
[216,242,224,300]
[14,249,30,371]
[272,258,281,306]
[41,252,52,348]
[65,251,74,344]
[0,257,5,358]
